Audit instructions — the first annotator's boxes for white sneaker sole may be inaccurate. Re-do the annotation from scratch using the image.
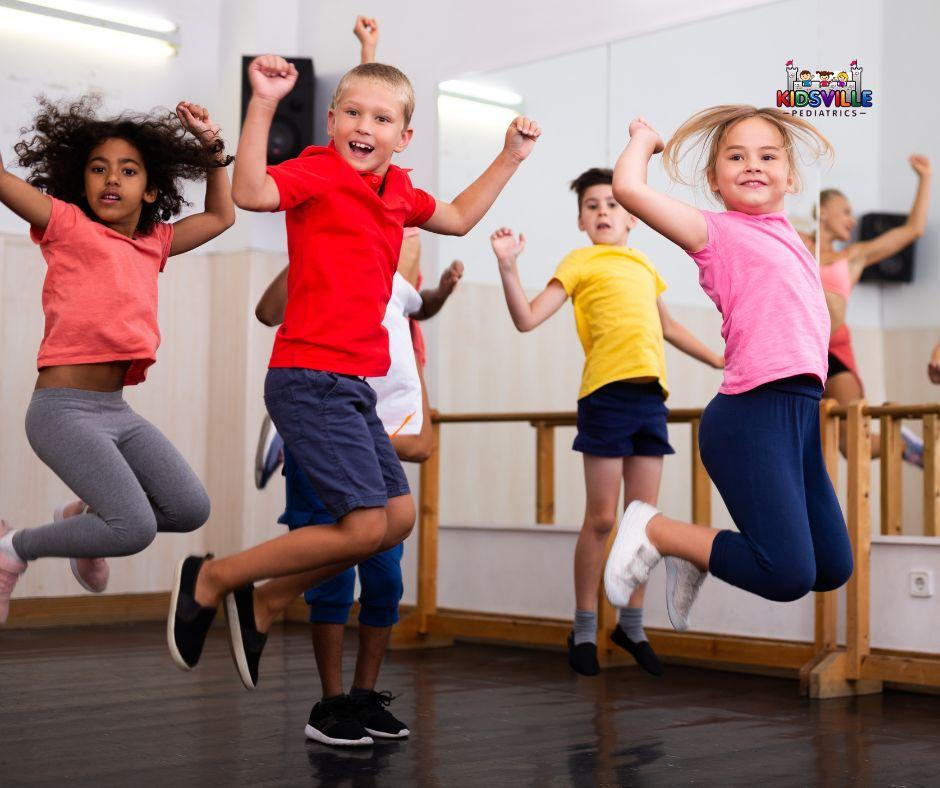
[304,724,374,747]
[224,592,256,691]
[604,501,661,608]
[665,557,689,632]
[167,555,193,671]
[365,726,410,739]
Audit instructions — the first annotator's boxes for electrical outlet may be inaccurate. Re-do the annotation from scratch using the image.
[909,570,934,598]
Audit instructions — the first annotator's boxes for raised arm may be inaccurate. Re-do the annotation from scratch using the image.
[612,118,708,253]
[255,264,289,326]
[0,150,52,230]
[169,102,235,256]
[491,228,567,332]
[846,155,931,277]
[413,260,463,320]
[422,118,541,237]
[353,15,379,64]
[657,299,724,368]
[390,357,435,463]
[231,55,298,212]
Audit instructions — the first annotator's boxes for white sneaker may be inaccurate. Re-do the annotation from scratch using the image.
[901,426,924,468]
[665,556,707,632]
[604,501,662,608]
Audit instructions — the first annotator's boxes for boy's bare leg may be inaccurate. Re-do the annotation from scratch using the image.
[574,455,623,611]
[646,514,718,572]
[206,495,416,632]
[351,624,393,691]
[312,623,346,698]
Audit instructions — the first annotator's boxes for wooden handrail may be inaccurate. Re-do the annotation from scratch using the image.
[415,398,940,697]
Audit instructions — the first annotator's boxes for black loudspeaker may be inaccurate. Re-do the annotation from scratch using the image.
[858,212,916,283]
[241,56,314,165]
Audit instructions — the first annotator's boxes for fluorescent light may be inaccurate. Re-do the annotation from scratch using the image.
[0,0,178,57]
[439,80,523,108]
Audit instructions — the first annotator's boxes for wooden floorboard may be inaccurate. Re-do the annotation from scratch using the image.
[1,622,939,786]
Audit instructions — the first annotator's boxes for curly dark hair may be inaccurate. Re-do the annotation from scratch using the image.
[570,167,613,211]
[14,95,224,235]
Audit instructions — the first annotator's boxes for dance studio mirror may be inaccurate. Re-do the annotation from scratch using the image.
[437,0,940,539]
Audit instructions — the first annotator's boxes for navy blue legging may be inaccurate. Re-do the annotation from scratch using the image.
[700,376,853,602]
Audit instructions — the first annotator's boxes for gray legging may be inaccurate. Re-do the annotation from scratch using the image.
[12,388,211,561]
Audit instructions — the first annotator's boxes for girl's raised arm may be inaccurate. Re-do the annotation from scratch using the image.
[612,118,708,254]
[169,102,236,256]
[0,150,52,230]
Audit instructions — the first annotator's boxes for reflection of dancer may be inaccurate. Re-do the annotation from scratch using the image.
[800,155,932,464]
[490,168,722,676]
[606,107,851,628]
[0,97,234,622]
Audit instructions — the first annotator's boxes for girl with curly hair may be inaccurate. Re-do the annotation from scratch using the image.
[0,97,235,622]
[604,106,853,629]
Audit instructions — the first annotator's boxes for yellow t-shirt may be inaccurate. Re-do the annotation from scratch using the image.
[552,245,669,400]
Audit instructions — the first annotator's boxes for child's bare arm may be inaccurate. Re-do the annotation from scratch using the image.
[491,228,567,332]
[169,102,236,256]
[353,15,379,64]
[422,118,541,237]
[657,299,724,368]
[848,154,931,275]
[255,265,289,326]
[613,118,708,253]
[391,359,435,463]
[232,55,298,212]
[929,341,940,385]
[413,260,463,320]
[0,150,52,230]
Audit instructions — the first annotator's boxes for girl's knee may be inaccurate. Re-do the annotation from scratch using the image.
[814,552,854,592]
[766,562,816,602]
[111,511,158,556]
[178,487,211,532]
[583,512,616,537]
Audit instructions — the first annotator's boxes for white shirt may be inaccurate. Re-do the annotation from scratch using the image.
[368,273,423,436]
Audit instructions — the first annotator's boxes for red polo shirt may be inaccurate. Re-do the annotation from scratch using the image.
[266,144,437,376]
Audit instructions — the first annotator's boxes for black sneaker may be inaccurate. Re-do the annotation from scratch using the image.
[305,695,374,747]
[567,631,600,676]
[168,554,217,671]
[224,583,268,690]
[611,624,663,676]
[350,690,410,739]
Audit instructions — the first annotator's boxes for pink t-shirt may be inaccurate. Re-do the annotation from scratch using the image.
[30,197,174,386]
[689,210,829,394]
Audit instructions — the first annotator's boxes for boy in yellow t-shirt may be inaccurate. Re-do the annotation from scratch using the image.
[491,167,723,677]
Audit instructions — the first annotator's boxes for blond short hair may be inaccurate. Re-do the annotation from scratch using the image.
[331,63,416,127]
[662,105,834,202]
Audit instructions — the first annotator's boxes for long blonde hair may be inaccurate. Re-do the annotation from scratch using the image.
[662,105,833,203]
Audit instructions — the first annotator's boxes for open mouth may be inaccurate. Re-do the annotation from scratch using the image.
[596,222,612,230]
[99,192,121,204]
[740,180,766,188]
[348,140,375,158]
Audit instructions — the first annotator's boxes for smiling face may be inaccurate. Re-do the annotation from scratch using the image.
[577,183,636,245]
[709,116,794,215]
[83,137,156,234]
[819,192,855,242]
[328,77,413,176]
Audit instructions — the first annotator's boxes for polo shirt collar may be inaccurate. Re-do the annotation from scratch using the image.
[327,140,387,193]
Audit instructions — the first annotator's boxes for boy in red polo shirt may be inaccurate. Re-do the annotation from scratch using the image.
[169,54,540,689]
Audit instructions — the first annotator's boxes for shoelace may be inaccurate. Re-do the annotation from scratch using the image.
[361,690,396,708]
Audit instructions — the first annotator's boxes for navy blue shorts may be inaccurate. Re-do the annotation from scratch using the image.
[264,368,410,520]
[573,380,674,457]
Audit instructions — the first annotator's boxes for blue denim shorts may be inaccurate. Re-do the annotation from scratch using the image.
[264,368,410,520]
[573,380,674,457]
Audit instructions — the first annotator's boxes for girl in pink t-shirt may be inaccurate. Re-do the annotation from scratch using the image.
[604,105,853,629]
[0,97,236,622]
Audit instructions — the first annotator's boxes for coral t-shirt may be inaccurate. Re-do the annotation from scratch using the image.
[29,197,174,386]
[266,144,437,377]
[552,245,669,400]
[688,210,829,394]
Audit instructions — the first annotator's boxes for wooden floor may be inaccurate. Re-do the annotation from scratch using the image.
[2,622,939,786]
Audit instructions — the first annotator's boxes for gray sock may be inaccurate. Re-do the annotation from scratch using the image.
[573,609,597,645]
[619,607,647,642]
